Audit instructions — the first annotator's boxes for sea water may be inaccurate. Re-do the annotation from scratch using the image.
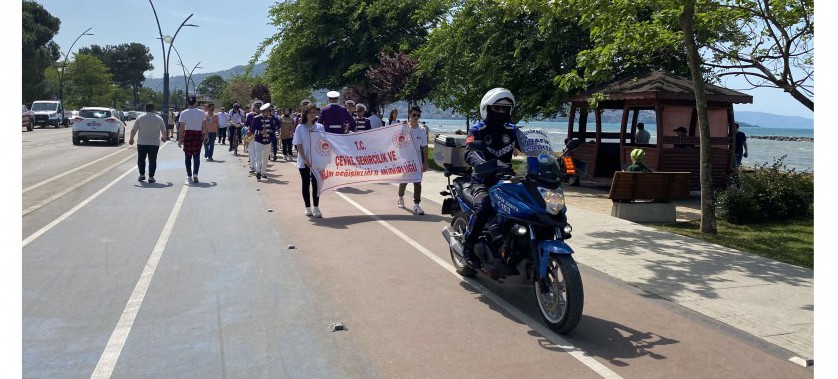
[423,119,814,173]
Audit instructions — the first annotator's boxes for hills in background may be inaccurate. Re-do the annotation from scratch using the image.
[733,111,813,129]
[142,63,813,129]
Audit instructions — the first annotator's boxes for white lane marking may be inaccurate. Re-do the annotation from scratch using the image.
[335,192,623,379]
[22,165,134,247]
[22,154,135,216]
[91,184,188,379]
[23,147,130,193]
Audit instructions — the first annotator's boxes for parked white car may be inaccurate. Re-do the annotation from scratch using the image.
[72,107,126,146]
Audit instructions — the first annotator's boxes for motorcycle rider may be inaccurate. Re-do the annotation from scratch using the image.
[462,88,521,270]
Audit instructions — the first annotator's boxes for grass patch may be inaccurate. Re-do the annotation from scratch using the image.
[651,218,814,269]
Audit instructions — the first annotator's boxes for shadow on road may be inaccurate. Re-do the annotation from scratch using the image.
[133,182,175,189]
[559,315,679,367]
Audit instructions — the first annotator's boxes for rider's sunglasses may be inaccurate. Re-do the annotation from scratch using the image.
[410,113,421,118]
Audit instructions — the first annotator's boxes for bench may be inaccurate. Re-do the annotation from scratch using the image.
[608,172,691,223]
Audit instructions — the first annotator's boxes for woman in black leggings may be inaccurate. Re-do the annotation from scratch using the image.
[292,104,325,218]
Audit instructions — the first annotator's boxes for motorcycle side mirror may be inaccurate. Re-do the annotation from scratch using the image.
[565,139,582,151]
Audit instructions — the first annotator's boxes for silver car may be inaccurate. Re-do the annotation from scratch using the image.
[71,107,126,146]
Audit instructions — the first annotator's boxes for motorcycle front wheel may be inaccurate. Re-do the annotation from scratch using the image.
[534,254,584,334]
[449,212,476,277]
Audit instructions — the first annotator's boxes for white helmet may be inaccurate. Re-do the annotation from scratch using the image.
[480,87,515,120]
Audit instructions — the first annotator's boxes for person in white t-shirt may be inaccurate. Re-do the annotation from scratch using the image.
[216,106,229,145]
[292,104,325,218]
[397,105,429,215]
[177,96,208,183]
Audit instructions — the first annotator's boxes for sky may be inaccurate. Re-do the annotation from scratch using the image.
[33,0,278,83]
[22,0,818,119]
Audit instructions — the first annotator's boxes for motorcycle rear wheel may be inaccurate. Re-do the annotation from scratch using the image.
[449,212,476,277]
[534,254,584,334]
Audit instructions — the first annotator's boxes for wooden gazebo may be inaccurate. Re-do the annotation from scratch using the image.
[566,71,753,190]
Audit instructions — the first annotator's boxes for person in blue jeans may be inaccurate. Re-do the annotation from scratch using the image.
[203,103,219,161]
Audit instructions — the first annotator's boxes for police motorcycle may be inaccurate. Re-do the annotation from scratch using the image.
[440,138,584,334]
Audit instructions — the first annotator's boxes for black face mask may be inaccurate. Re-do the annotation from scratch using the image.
[485,110,511,127]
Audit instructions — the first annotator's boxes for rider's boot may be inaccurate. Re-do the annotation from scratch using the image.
[462,240,482,270]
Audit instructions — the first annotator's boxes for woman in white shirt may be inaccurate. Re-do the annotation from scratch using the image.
[292,104,326,218]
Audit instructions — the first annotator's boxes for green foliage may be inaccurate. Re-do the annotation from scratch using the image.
[196,75,226,100]
[260,0,449,109]
[78,43,154,90]
[22,1,61,103]
[416,0,590,121]
[529,0,695,93]
[64,54,114,108]
[222,75,259,108]
[716,156,814,224]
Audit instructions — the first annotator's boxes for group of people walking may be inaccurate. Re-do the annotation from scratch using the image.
[129,90,430,220]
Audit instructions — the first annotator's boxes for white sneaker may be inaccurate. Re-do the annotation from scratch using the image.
[305,207,313,216]
[192,175,199,183]
[397,197,405,208]
[186,176,193,184]
[312,207,322,218]
[413,204,424,215]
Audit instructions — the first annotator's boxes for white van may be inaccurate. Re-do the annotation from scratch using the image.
[30,100,67,128]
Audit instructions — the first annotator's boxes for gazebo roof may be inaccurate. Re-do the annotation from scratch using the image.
[569,71,753,104]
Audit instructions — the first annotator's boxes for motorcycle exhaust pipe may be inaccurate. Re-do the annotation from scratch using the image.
[442,226,464,257]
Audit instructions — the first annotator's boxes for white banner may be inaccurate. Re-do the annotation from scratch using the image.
[307,122,423,195]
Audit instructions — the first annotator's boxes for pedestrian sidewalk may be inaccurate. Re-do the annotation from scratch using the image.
[417,169,814,365]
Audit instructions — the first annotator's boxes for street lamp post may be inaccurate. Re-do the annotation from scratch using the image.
[58,27,93,105]
[148,0,197,125]
[168,43,190,108]
[187,62,202,98]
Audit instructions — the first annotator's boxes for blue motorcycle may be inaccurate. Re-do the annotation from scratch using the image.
[441,139,584,334]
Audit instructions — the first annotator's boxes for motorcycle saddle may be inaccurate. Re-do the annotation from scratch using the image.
[452,177,476,207]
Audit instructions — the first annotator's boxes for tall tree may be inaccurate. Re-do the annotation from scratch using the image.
[681,0,718,233]
[415,0,595,122]
[256,0,449,111]
[703,0,813,110]
[366,51,432,110]
[64,54,114,108]
[196,75,226,100]
[222,75,258,107]
[22,0,61,103]
[78,43,154,106]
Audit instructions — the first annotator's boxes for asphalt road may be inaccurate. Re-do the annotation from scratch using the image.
[21,125,812,378]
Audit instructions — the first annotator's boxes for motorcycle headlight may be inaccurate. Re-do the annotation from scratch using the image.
[538,187,565,215]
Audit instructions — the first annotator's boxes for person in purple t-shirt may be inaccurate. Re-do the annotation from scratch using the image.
[319,91,353,134]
